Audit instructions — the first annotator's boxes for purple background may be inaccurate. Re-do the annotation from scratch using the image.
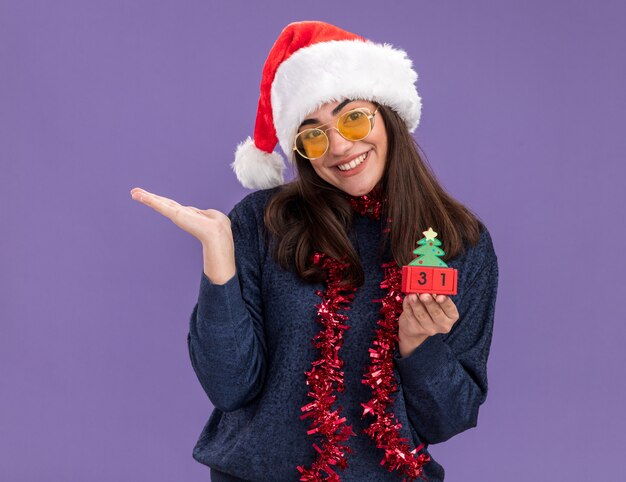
[2,1,625,480]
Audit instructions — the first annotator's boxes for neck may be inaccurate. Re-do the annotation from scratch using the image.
[346,185,383,220]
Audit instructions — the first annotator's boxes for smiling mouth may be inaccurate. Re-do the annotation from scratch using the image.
[336,151,369,171]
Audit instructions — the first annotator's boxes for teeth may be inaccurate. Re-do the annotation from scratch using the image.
[337,152,367,171]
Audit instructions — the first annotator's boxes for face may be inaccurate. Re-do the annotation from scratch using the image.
[296,99,388,197]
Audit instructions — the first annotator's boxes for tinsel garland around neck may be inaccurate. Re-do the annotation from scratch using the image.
[346,186,385,221]
[296,189,430,481]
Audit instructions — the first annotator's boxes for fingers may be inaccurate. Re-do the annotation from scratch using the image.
[132,188,180,208]
[407,294,441,335]
[131,187,185,219]
[130,188,232,247]
[403,293,457,336]
[400,295,431,337]
[131,188,212,218]
[433,294,460,320]
[188,205,205,215]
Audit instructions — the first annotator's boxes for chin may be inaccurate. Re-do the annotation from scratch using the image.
[338,183,376,197]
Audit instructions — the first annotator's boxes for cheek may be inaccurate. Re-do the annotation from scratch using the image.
[371,123,388,156]
[374,135,388,167]
[309,160,331,180]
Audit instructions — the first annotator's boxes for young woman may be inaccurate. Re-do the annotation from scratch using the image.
[131,21,498,482]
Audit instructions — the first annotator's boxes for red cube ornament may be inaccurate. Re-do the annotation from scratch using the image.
[401,227,458,295]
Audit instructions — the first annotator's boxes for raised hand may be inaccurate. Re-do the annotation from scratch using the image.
[130,187,236,284]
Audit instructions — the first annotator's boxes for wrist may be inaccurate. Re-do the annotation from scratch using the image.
[203,265,235,285]
[398,334,428,358]
[202,245,236,285]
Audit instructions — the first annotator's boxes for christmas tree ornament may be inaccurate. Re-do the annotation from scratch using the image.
[401,227,458,295]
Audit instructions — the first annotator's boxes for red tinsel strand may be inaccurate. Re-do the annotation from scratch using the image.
[298,192,431,481]
[297,253,358,481]
[361,261,431,481]
[347,187,384,220]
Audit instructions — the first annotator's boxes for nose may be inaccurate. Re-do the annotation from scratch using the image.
[326,127,353,157]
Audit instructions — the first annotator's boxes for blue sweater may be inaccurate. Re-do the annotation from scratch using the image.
[187,188,499,481]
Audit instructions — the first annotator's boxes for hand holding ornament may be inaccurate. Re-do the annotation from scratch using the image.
[398,227,460,357]
[398,293,460,357]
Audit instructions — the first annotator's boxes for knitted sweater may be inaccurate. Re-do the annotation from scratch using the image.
[187,188,499,482]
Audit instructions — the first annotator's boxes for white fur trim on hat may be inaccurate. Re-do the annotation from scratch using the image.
[271,39,421,160]
[232,137,285,189]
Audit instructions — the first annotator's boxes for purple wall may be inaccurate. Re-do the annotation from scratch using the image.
[2,1,625,480]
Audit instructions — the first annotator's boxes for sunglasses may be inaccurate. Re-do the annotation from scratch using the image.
[293,106,379,160]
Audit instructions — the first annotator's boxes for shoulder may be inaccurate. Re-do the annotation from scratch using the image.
[232,187,280,214]
[229,187,281,223]
[448,224,498,289]
[467,225,497,266]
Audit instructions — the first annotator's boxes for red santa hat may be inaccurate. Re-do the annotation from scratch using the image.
[232,21,422,189]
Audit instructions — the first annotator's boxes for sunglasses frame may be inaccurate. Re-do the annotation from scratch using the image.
[293,106,380,160]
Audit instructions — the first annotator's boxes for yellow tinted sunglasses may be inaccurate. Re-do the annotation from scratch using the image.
[293,106,379,160]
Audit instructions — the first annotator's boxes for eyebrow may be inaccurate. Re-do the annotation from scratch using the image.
[299,99,353,128]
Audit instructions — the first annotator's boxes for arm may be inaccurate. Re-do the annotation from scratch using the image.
[187,201,267,412]
[394,229,499,444]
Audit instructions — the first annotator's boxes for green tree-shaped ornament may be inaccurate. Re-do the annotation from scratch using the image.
[409,227,448,267]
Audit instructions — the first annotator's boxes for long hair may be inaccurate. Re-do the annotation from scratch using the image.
[264,104,484,286]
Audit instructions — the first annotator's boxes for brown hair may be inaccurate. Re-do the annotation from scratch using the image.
[264,104,484,286]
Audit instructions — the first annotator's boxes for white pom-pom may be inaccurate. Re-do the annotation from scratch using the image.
[231,137,285,189]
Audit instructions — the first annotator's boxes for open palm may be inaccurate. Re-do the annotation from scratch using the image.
[130,187,235,284]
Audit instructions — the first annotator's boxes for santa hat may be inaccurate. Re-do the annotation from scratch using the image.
[231,21,422,189]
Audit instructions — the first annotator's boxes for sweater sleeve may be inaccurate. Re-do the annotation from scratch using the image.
[394,228,498,444]
[187,199,267,412]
